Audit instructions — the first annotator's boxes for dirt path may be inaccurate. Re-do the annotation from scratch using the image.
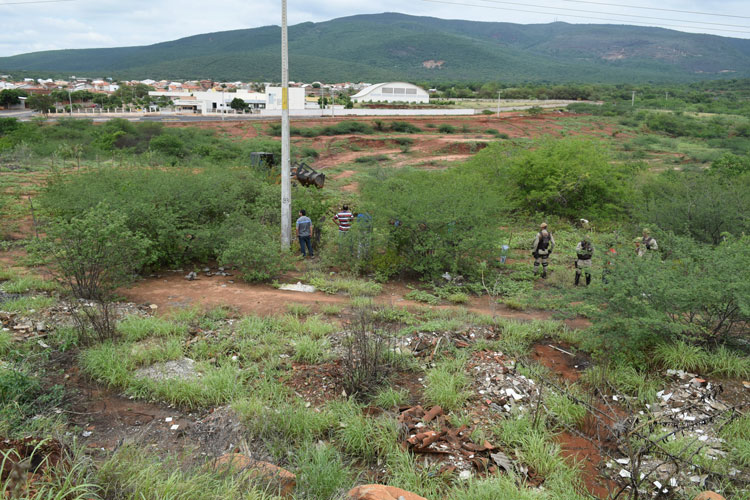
[121,271,582,326]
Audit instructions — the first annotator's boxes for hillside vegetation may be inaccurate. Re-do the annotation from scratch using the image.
[2,13,750,82]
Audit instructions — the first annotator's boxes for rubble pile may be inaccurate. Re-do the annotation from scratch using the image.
[606,370,749,497]
[398,405,511,478]
[468,350,540,414]
[1,301,151,343]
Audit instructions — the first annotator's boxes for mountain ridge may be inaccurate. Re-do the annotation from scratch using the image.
[2,12,749,83]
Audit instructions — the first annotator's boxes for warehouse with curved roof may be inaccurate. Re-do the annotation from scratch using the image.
[351,82,429,104]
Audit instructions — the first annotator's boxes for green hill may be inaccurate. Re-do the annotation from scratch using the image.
[2,13,749,82]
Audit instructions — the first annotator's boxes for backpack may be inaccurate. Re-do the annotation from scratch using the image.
[537,232,551,251]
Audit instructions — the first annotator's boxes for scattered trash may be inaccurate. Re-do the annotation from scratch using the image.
[467,351,539,414]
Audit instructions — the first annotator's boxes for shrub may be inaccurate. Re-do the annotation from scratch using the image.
[438,124,456,134]
[639,170,750,244]
[360,166,504,278]
[41,165,283,269]
[341,309,395,398]
[464,138,636,220]
[41,204,149,343]
[526,106,544,116]
[389,121,421,133]
[219,217,290,282]
[591,233,750,360]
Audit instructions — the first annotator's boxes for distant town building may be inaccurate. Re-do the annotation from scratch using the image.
[147,87,305,114]
[351,82,429,104]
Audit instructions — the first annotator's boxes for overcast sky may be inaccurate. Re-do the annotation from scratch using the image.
[1,0,749,57]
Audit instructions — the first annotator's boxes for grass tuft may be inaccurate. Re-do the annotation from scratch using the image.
[424,356,470,411]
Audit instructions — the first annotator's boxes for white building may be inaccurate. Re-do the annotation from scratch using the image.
[148,87,305,114]
[351,82,429,104]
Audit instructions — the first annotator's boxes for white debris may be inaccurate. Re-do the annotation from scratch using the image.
[616,458,630,465]
[619,469,631,479]
[170,424,179,431]
[279,282,316,293]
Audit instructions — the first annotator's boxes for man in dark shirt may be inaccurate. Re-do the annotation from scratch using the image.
[296,209,313,258]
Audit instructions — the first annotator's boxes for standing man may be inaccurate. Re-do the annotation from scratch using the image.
[333,205,353,232]
[296,209,313,258]
[638,228,658,257]
[333,204,354,254]
[574,235,594,286]
[532,222,555,278]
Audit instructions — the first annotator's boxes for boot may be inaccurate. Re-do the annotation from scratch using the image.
[574,273,580,286]
[542,268,547,279]
[586,274,591,286]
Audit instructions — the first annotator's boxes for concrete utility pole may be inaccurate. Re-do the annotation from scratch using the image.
[331,87,334,118]
[68,88,73,116]
[631,91,635,107]
[496,91,501,118]
[280,0,292,249]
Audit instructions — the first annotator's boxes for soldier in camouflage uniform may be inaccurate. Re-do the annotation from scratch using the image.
[575,235,594,286]
[638,228,658,257]
[532,223,555,278]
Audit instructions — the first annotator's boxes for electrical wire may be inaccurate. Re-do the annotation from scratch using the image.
[476,0,750,28]
[0,0,75,5]
[422,0,750,34]
[559,0,750,20]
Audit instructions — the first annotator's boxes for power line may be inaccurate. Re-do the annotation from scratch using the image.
[0,0,75,5]
[422,0,750,34]
[476,0,750,28]
[559,0,750,20]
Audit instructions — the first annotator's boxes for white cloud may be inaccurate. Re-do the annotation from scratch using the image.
[0,0,748,56]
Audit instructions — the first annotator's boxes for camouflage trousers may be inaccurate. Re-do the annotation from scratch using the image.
[575,258,592,276]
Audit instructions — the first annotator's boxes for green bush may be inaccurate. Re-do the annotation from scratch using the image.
[42,203,149,301]
[41,166,280,269]
[389,121,421,133]
[438,124,456,134]
[219,215,290,282]
[359,166,504,278]
[639,170,750,244]
[465,138,637,220]
[591,233,750,360]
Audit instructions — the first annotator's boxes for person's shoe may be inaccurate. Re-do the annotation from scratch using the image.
[586,275,591,286]
[542,270,547,279]
[574,274,580,286]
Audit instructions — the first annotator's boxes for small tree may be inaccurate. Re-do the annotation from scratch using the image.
[43,204,149,343]
[230,97,248,112]
[26,94,55,115]
[0,89,27,107]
